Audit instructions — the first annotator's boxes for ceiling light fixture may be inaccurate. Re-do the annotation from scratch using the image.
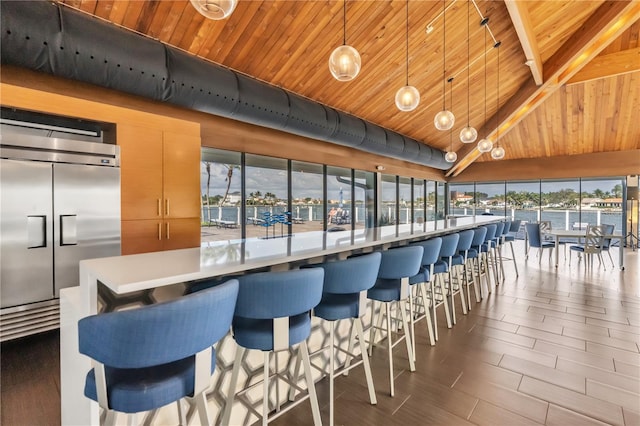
[460,0,477,144]
[491,40,506,160]
[329,0,361,81]
[445,78,458,163]
[190,0,237,20]
[477,19,493,153]
[395,0,420,111]
[434,0,454,130]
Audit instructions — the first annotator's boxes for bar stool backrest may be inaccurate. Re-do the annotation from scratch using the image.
[439,233,460,259]
[509,219,522,233]
[378,246,423,280]
[457,229,474,252]
[494,222,505,240]
[484,224,497,242]
[79,279,239,369]
[502,220,512,236]
[471,227,488,248]
[234,269,324,319]
[410,237,442,268]
[312,252,381,295]
[601,224,615,249]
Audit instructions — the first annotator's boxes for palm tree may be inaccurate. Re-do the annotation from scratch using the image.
[219,164,239,206]
[612,184,623,198]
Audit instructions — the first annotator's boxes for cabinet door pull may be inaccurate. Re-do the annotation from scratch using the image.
[158,222,162,240]
[166,222,170,240]
[157,199,161,217]
[165,199,170,216]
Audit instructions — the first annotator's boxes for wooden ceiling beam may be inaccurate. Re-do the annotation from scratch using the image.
[566,47,640,85]
[446,0,640,178]
[504,0,543,86]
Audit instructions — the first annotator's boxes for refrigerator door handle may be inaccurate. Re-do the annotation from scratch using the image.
[27,215,47,249]
[60,215,78,246]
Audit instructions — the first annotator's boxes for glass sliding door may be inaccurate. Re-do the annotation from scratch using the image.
[201,148,242,242]
[245,154,288,239]
[291,161,324,233]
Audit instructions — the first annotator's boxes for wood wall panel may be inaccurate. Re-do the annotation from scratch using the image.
[451,150,640,183]
[162,132,201,219]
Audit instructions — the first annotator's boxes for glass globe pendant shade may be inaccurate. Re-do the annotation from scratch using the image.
[477,138,493,153]
[434,110,455,131]
[190,0,237,20]
[329,45,361,81]
[491,146,506,160]
[395,85,420,112]
[444,150,458,163]
[459,126,478,143]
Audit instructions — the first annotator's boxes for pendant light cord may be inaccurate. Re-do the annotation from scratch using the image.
[496,42,500,146]
[483,27,487,135]
[343,0,346,45]
[466,0,470,126]
[405,0,409,86]
[442,0,446,110]
[450,81,454,150]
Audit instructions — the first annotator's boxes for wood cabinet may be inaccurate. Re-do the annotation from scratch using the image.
[118,124,201,254]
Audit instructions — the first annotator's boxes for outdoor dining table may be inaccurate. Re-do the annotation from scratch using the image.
[544,229,625,270]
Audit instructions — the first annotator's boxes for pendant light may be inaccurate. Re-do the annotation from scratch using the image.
[329,0,361,82]
[477,19,493,153]
[460,0,477,143]
[491,40,506,160]
[395,0,420,111]
[434,0,454,130]
[444,78,458,163]
[190,0,237,20]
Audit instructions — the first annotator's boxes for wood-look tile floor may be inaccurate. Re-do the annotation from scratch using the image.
[1,241,638,425]
[273,242,640,426]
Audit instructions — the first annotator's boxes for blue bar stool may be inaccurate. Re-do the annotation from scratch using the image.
[481,224,499,290]
[367,245,423,397]
[78,279,239,426]
[408,237,442,356]
[222,269,324,426]
[431,233,458,339]
[492,222,506,284]
[468,226,488,302]
[293,252,381,426]
[502,219,520,276]
[452,229,475,314]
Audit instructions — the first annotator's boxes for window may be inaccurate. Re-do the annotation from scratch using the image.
[354,170,375,230]
[380,174,397,226]
[449,183,475,216]
[436,181,446,220]
[291,161,323,233]
[327,166,352,229]
[201,148,242,242]
[506,180,540,226]
[413,179,425,231]
[475,182,506,216]
[426,180,436,221]
[541,179,580,231]
[398,177,412,226]
[581,177,624,232]
[245,154,288,239]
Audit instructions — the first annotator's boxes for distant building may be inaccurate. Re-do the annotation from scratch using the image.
[226,191,241,204]
[581,197,601,208]
[595,198,622,208]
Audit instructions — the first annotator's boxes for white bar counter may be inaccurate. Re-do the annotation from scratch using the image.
[61,216,503,425]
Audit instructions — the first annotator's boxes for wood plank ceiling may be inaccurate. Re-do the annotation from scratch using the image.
[58,0,640,176]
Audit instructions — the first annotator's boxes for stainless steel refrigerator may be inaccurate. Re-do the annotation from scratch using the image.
[1,133,120,341]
